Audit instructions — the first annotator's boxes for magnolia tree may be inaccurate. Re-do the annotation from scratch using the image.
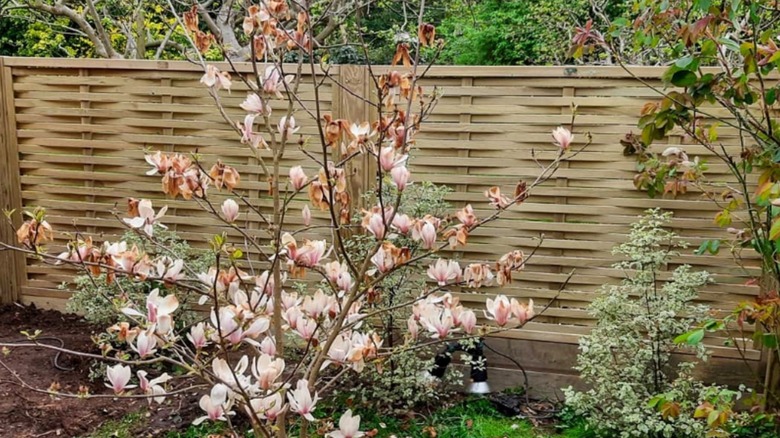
[1,1,586,436]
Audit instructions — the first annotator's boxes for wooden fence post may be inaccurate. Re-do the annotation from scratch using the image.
[333,65,374,208]
[0,58,25,304]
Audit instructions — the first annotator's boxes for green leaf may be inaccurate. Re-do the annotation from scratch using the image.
[710,239,721,254]
[770,218,780,240]
[686,328,705,345]
[707,409,720,426]
[766,88,777,106]
[763,333,778,348]
[719,37,741,53]
[641,125,657,146]
[675,55,695,69]
[674,332,690,344]
[671,70,697,87]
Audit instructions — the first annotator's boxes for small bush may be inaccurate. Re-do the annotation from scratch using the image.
[564,209,715,437]
[65,228,213,327]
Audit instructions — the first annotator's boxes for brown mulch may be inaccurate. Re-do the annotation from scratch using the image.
[0,304,203,438]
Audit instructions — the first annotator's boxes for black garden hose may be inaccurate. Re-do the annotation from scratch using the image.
[482,342,560,421]
[2,337,75,371]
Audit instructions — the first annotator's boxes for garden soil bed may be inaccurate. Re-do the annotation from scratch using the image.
[0,304,203,438]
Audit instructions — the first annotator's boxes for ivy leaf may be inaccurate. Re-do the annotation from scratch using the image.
[671,70,697,87]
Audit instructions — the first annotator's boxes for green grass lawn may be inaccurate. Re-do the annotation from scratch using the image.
[355,397,592,438]
[83,397,591,438]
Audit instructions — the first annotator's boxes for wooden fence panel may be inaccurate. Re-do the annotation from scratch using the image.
[0,58,25,304]
[3,58,334,310]
[0,58,763,390]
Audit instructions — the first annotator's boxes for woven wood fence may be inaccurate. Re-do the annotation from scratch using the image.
[0,58,764,394]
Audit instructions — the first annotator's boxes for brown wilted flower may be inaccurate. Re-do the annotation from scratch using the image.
[16,218,54,247]
[322,114,350,146]
[209,160,240,191]
[127,198,140,217]
[183,5,199,33]
[391,43,412,67]
[464,263,494,288]
[496,250,526,286]
[514,181,528,203]
[418,23,436,47]
[484,187,511,209]
[194,31,215,54]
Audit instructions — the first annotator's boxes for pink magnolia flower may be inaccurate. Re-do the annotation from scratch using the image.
[418,221,436,249]
[460,309,477,334]
[391,165,410,191]
[552,126,573,150]
[121,288,179,334]
[145,151,170,175]
[392,214,412,234]
[188,322,209,349]
[278,115,300,138]
[252,354,285,390]
[239,93,269,115]
[200,65,232,91]
[484,295,514,327]
[379,146,407,172]
[366,213,386,238]
[137,370,171,404]
[262,66,293,98]
[194,384,230,425]
[249,393,286,421]
[303,289,330,319]
[106,364,135,394]
[259,336,277,356]
[302,204,312,226]
[294,314,318,340]
[427,259,462,286]
[328,409,364,438]
[420,308,454,339]
[370,246,395,273]
[211,357,251,392]
[283,233,330,269]
[289,166,308,190]
[407,315,419,340]
[132,330,158,358]
[210,307,243,345]
[156,257,185,284]
[287,379,319,421]
[238,114,267,150]
[336,269,353,294]
[324,334,364,371]
[123,199,167,236]
[222,199,240,223]
[511,298,535,325]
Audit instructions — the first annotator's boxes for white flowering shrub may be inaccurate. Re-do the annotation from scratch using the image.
[64,228,214,326]
[0,2,589,437]
[563,209,714,438]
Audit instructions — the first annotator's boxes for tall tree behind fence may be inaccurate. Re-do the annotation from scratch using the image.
[0,58,764,394]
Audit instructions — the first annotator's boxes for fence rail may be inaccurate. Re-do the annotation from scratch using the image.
[0,57,763,395]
